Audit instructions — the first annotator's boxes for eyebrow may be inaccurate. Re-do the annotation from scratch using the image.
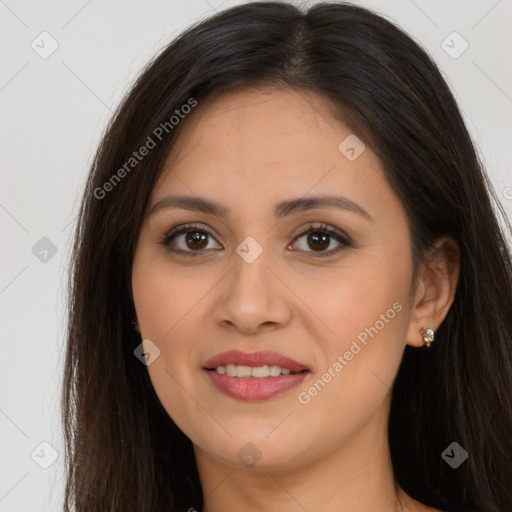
[148,194,372,221]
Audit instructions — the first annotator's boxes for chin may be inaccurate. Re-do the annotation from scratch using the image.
[192,426,312,471]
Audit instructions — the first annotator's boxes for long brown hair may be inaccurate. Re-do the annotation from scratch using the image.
[62,2,512,510]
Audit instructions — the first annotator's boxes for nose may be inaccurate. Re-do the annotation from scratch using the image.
[212,248,292,335]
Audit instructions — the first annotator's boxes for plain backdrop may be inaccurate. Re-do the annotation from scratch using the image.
[1,1,511,510]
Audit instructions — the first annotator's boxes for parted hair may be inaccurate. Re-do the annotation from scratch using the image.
[62,2,512,511]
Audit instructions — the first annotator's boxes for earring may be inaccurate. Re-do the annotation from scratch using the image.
[131,321,140,333]
[420,327,435,347]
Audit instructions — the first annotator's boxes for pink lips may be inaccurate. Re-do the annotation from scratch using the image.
[203,350,310,402]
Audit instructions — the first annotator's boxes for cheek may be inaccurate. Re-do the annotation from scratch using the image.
[131,251,214,421]
[292,249,411,408]
[132,248,211,340]
[292,282,408,447]
[295,248,411,348]
[132,266,200,365]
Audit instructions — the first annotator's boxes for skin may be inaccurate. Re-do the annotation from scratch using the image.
[131,86,459,512]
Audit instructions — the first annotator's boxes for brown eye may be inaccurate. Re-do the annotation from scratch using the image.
[289,224,351,257]
[161,224,222,253]
[185,231,209,250]
[307,232,330,251]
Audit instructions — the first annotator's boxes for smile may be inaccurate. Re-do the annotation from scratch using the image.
[203,350,311,401]
[213,364,295,378]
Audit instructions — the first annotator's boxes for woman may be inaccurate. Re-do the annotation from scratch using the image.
[62,2,512,511]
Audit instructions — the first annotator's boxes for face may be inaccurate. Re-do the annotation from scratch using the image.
[131,87,416,471]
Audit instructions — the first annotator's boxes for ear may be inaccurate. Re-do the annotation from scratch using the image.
[406,236,460,347]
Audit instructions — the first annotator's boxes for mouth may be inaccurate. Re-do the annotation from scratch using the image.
[203,350,311,401]
[206,364,305,378]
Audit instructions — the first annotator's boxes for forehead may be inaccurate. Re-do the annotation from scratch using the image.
[164,86,351,170]
[151,86,393,219]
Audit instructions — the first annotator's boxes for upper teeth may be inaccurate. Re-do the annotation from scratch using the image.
[215,364,292,378]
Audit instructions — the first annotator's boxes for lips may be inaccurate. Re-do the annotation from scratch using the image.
[203,350,310,373]
[202,350,311,401]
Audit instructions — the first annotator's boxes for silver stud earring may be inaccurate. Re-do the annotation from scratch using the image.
[420,327,435,347]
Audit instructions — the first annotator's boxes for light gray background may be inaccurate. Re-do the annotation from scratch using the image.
[1,1,511,510]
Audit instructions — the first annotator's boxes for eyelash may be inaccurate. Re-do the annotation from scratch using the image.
[160,223,352,258]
